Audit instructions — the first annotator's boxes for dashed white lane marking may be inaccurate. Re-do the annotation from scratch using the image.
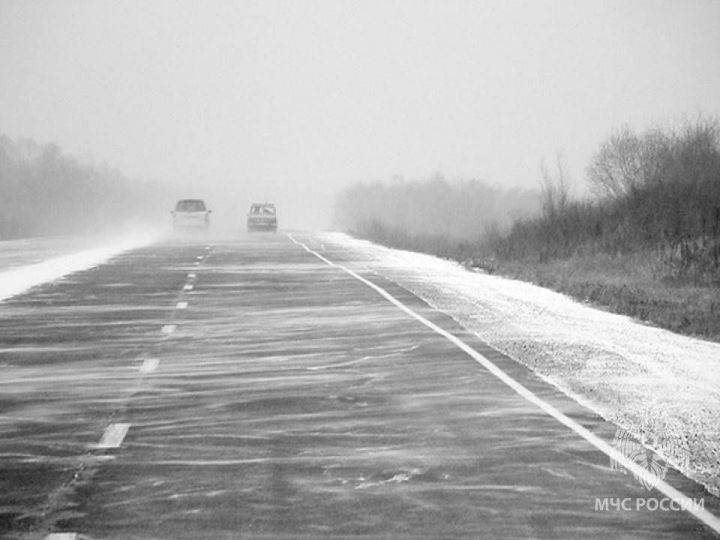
[97,423,130,449]
[139,357,160,373]
[287,234,720,535]
[43,250,208,536]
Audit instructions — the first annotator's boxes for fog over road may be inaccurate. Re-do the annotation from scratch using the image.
[0,233,718,539]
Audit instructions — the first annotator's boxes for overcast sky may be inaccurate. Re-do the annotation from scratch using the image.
[1,0,719,228]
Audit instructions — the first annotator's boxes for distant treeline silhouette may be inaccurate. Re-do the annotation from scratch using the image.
[334,174,540,258]
[0,135,166,239]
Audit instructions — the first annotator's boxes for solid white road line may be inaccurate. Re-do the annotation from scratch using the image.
[161,324,176,334]
[176,301,188,309]
[45,533,77,540]
[287,234,720,535]
[139,357,160,373]
[97,423,130,449]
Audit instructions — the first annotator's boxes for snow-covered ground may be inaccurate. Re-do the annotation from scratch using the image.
[0,231,160,302]
[318,232,720,497]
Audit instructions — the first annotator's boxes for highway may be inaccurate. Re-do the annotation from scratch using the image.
[0,233,718,539]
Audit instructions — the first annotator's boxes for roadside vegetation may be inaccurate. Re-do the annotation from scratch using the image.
[334,174,541,259]
[0,135,167,239]
[335,116,720,341]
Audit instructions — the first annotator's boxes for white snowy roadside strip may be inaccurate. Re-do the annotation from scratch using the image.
[316,232,720,498]
[0,233,158,302]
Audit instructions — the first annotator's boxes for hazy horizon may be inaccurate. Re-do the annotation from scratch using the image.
[2,0,719,229]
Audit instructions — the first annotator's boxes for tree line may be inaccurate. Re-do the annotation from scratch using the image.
[0,135,167,239]
[336,116,720,284]
[491,117,720,282]
[334,174,540,259]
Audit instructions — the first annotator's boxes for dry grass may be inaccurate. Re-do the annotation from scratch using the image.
[489,251,720,342]
[339,119,720,342]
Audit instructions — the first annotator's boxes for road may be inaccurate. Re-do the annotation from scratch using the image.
[0,233,718,539]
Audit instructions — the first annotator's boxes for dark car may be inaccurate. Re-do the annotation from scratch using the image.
[172,199,211,230]
[247,203,278,233]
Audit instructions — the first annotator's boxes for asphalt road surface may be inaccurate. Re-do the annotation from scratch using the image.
[1,233,718,539]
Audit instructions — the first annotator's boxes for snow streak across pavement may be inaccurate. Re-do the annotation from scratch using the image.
[288,233,720,536]
[0,232,718,539]
[313,232,720,501]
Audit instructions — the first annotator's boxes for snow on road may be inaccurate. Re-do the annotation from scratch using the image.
[319,232,720,497]
[0,232,159,302]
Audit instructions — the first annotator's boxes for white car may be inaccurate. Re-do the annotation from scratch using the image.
[247,203,278,233]
[172,199,211,230]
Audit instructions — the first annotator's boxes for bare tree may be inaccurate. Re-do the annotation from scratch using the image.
[539,153,571,219]
[587,126,673,199]
[586,127,642,199]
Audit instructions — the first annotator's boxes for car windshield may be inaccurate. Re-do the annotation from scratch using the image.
[176,200,206,212]
[251,205,275,215]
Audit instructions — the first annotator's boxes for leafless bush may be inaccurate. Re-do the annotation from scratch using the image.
[336,116,720,284]
[484,116,720,280]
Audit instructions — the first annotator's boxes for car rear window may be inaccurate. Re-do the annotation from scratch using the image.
[250,205,276,215]
[176,200,206,212]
